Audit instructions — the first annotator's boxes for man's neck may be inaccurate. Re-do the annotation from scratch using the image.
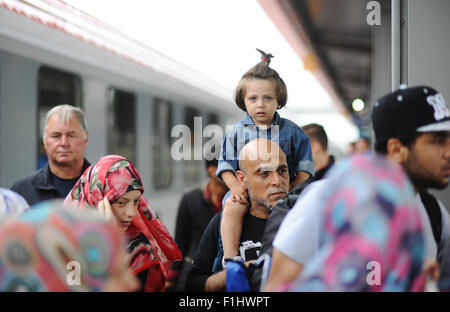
[249,203,270,219]
[314,153,330,172]
[49,161,84,179]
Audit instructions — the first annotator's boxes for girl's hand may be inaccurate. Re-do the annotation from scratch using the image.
[97,197,114,220]
[230,183,250,206]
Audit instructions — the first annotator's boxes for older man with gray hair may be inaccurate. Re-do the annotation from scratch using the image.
[11,104,90,206]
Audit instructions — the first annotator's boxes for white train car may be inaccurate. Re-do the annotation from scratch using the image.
[0,0,240,234]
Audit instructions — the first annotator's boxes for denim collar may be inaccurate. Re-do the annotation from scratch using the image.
[242,111,281,126]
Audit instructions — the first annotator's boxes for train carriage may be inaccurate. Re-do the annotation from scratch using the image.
[0,0,240,233]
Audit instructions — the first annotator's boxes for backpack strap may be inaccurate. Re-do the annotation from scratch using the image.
[419,190,442,248]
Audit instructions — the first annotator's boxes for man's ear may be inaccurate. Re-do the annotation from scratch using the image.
[84,131,90,144]
[236,170,247,188]
[43,137,48,151]
[386,138,409,164]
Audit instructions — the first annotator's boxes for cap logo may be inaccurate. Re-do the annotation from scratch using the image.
[426,93,450,120]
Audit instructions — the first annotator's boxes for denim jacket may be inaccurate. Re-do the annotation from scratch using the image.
[217,112,314,182]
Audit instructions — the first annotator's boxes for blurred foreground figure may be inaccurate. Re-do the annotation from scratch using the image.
[355,136,372,154]
[285,154,426,291]
[0,188,29,225]
[0,200,139,292]
[64,155,182,291]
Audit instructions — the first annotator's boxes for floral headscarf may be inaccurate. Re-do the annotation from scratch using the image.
[0,188,29,225]
[286,154,426,292]
[64,155,182,291]
[0,200,123,292]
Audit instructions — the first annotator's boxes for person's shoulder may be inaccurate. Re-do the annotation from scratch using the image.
[197,212,221,246]
[436,198,448,214]
[290,179,330,212]
[210,212,222,227]
[437,199,450,231]
[279,116,299,128]
[225,119,246,134]
[182,187,203,199]
[204,212,222,235]
[178,187,204,210]
[228,116,248,127]
[11,167,46,189]
[437,203,450,248]
[421,193,449,224]
[279,117,308,136]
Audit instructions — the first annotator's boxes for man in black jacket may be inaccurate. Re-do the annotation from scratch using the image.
[11,105,90,206]
[185,139,289,292]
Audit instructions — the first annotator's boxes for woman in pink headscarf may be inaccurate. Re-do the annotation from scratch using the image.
[64,155,182,291]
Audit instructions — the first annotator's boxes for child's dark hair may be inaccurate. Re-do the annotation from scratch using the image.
[234,49,288,112]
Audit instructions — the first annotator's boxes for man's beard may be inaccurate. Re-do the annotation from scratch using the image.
[403,153,448,190]
[247,186,272,211]
[247,184,287,211]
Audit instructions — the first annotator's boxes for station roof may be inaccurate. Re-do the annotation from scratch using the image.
[259,0,373,120]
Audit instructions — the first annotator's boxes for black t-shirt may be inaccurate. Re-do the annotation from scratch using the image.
[50,172,80,198]
[185,212,267,292]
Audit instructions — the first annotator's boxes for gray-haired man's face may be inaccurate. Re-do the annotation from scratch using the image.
[43,113,88,169]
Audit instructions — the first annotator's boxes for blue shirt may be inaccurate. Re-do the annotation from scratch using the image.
[217,112,315,183]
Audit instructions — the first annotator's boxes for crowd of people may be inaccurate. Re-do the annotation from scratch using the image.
[1,50,449,292]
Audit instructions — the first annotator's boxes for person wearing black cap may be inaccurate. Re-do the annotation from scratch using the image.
[371,85,450,288]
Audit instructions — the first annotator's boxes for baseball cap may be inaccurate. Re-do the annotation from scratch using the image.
[371,85,450,142]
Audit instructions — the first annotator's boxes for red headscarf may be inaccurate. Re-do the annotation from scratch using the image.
[64,155,182,291]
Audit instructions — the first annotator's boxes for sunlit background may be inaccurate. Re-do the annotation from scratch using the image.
[63,0,360,155]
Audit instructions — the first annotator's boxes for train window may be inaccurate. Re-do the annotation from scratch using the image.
[108,89,136,164]
[183,106,203,185]
[37,66,82,169]
[152,99,173,189]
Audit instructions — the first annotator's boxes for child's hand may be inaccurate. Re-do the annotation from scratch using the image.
[230,183,250,206]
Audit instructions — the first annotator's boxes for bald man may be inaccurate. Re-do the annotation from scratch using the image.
[185,139,290,292]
